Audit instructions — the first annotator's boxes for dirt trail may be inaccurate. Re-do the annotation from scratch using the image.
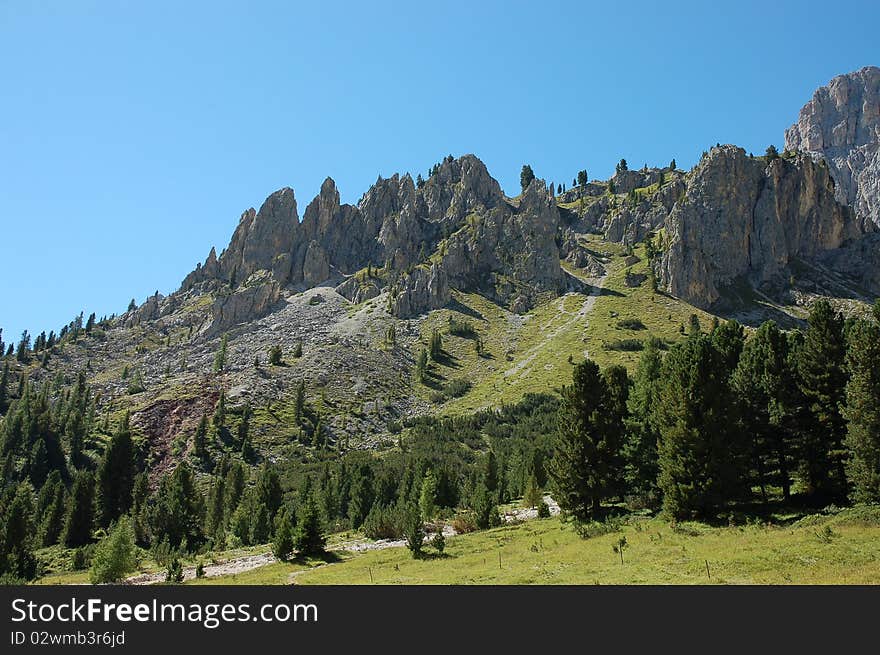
[125,496,561,585]
[503,273,607,380]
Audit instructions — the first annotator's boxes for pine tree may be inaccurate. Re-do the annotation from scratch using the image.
[1,483,38,581]
[624,338,663,506]
[0,361,9,413]
[429,328,443,361]
[520,164,535,192]
[294,380,306,422]
[130,473,150,546]
[419,470,437,521]
[28,438,48,488]
[38,476,67,547]
[206,475,226,544]
[213,333,228,373]
[294,495,326,556]
[797,300,848,502]
[63,471,95,547]
[523,473,542,508]
[293,340,303,358]
[655,335,745,519]
[149,463,205,551]
[268,345,283,366]
[843,318,880,503]
[403,503,424,558]
[548,359,625,521]
[193,414,208,459]
[272,508,295,561]
[96,413,135,526]
[415,348,429,383]
[89,516,137,584]
[731,321,798,501]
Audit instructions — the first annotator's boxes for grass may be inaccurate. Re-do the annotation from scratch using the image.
[289,508,880,585]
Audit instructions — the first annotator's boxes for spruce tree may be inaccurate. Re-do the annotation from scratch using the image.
[624,339,663,507]
[731,321,798,501]
[89,516,137,584]
[272,508,294,561]
[38,477,67,547]
[96,413,135,526]
[520,164,535,191]
[843,318,880,503]
[655,335,745,519]
[548,359,624,521]
[294,495,326,556]
[63,471,95,547]
[149,463,205,551]
[193,414,208,459]
[213,333,228,373]
[797,300,848,502]
[294,380,306,422]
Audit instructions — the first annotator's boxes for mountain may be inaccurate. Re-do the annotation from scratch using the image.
[785,66,880,230]
[5,67,880,471]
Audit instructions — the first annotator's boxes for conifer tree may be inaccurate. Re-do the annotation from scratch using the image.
[96,413,135,526]
[731,321,798,501]
[149,463,205,551]
[294,495,326,556]
[419,470,437,521]
[797,300,848,501]
[89,516,137,584]
[38,476,67,547]
[1,482,38,581]
[130,472,150,546]
[520,164,535,191]
[548,359,625,521]
[655,335,745,519]
[213,333,228,373]
[624,339,663,506]
[272,508,294,561]
[294,380,306,422]
[63,471,95,547]
[429,328,443,361]
[193,413,208,459]
[843,318,880,503]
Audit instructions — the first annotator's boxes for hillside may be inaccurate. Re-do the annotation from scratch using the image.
[3,66,880,586]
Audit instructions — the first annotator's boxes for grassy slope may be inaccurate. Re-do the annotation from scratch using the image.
[415,235,715,414]
[292,509,880,585]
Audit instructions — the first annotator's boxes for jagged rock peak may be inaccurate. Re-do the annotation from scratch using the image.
[660,144,860,308]
[784,66,880,228]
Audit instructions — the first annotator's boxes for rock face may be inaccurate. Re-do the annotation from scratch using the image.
[660,145,861,308]
[177,154,564,329]
[785,66,880,229]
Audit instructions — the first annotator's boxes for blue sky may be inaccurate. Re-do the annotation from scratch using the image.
[1,0,878,343]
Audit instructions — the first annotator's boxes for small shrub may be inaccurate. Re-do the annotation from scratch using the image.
[616,318,646,330]
[603,339,644,352]
[444,378,471,398]
[451,513,478,534]
[448,317,477,338]
[363,504,404,540]
[431,530,446,554]
[268,345,283,366]
[575,516,622,539]
[165,558,184,583]
[195,561,205,578]
[537,502,551,518]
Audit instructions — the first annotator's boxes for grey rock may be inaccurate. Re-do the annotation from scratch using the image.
[785,66,880,229]
[660,145,860,308]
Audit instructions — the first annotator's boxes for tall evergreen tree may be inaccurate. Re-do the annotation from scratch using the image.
[520,164,535,191]
[797,300,848,502]
[548,359,625,521]
[96,412,135,526]
[1,482,38,581]
[294,494,326,556]
[624,339,663,507]
[63,471,95,547]
[149,463,205,551]
[843,318,880,503]
[655,335,745,519]
[731,321,798,501]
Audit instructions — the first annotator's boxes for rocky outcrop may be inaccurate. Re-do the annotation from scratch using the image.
[207,274,282,336]
[785,66,880,229]
[390,262,450,317]
[660,145,861,308]
[439,179,564,311]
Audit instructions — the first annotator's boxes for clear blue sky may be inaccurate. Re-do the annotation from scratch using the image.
[1,0,878,344]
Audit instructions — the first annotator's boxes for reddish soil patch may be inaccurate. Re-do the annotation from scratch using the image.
[132,391,218,486]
